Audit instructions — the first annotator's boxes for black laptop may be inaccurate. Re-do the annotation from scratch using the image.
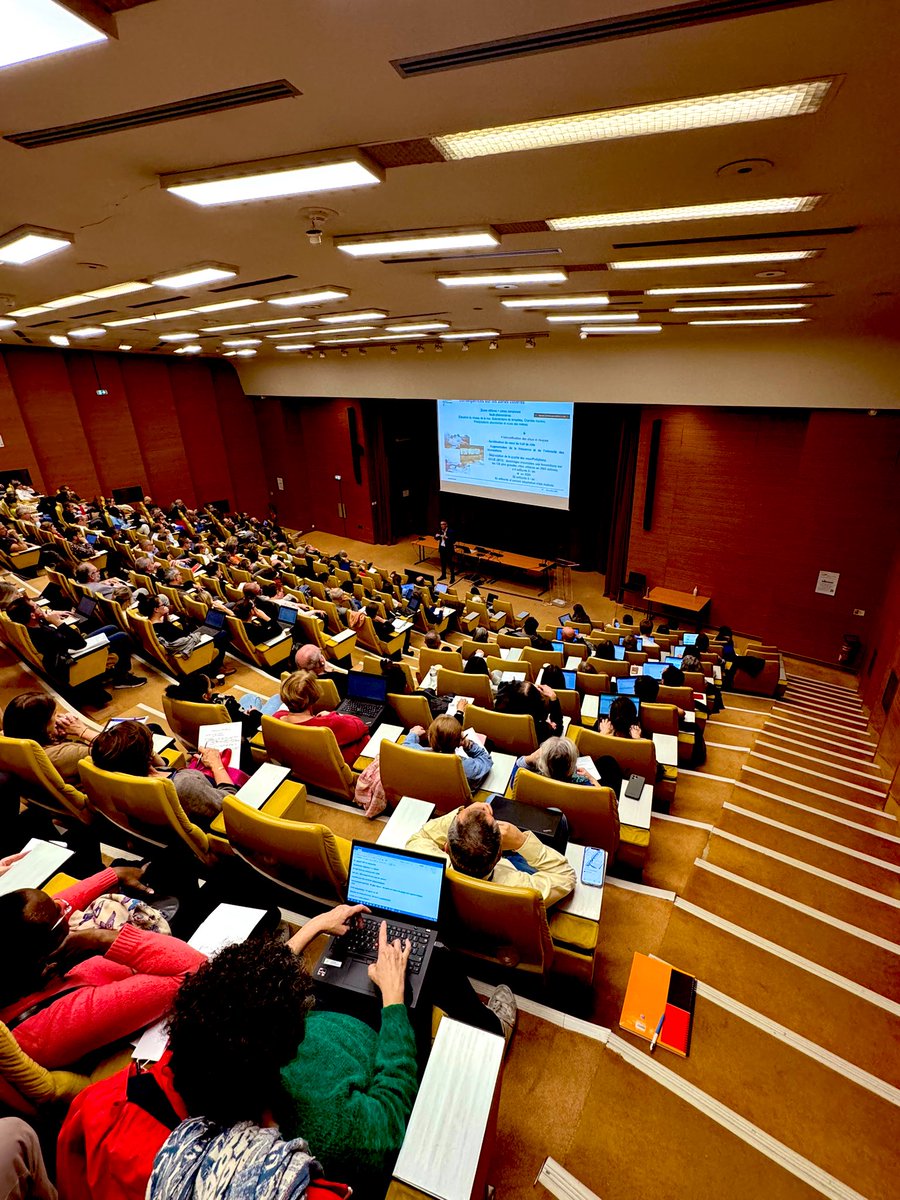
[277,603,298,629]
[313,841,445,1008]
[336,671,388,728]
[72,594,98,624]
[201,608,227,635]
[599,694,642,718]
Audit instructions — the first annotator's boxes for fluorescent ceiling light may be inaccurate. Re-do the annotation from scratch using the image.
[610,250,816,270]
[233,348,257,357]
[0,317,15,330]
[0,225,73,265]
[671,302,810,312]
[580,325,662,334]
[336,228,499,258]
[647,282,812,295]
[222,338,262,347]
[118,344,132,351]
[318,310,388,324]
[7,280,151,317]
[276,343,315,352]
[438,269,568,288]
[385,322,449,333]
[547,312,639,323]
[87,281,151,299]
[688,317,809,326]
[442,330,501,340]
[549,195,820,230]
[202,316,311,333]
[501,294,608,309]
[159,331,200,342]
[105,300,263,328]
[271,326,377,340]
[49,334,69,346]
[6,305,47,317]
[432,79,833,160]
[174,344,203,354]
[45,294,97,310]
[151,263,238,289]
[1,0,107,70]
[67,326,105,338]
[268,287,350,307]
[368,333,436,343]
[161,149,383,206]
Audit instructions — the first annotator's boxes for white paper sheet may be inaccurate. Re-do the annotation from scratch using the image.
[361,723,405,758]
[235,763,291,810]
[0,841,73,896]
[377,797,435,849]
[198,721,242,761]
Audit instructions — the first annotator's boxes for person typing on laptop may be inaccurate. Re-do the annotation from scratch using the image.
[5,596,146,690]
[406,801,575,906]
[274,670,368,765]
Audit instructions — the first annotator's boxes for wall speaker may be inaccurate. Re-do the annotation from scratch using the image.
[643,419,662,531]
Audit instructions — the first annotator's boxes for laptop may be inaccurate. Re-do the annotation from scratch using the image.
[202,608,227,634]
[613,645,625,660]
[616,676,636,695]
[336,671,388,728]
[643,661,667,680]
[551,641,565,654]
[561,669,577,689]
[72,594,97,623]
[665,656,684,669]
[86,532,98,545]
[682,633,699,646]
[314,842,445,1008]
[277,604,297,628]
[434,583,448,595]
[599,694,642,718]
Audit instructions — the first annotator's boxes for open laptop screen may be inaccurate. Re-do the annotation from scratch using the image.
[346,672,388,703]
[643,662,667,680]
[277,605,297,627]
[682,633,698,646]
[599,695,642,717]
[204,609,226,630]
[616,676,636,694]
[346,843,444,922]
[76,595,97,618]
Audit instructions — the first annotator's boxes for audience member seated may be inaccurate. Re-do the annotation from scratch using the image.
[407,801,575,905]
[588,641,615,663]
[0,862,203,1070]
[2,691,99,782]
[230,596,282,644]
[639,618,654,637]
[521,616,553,652]
[559,625,585,646]
[6,596,146,690]
[135,592,230,677]
[600,696,642,740]
[494,679,561,743]
[91,720,237,828]
[681,653,703,674]
[74,562,129,598]
[402,714,493,790]
[662,664,685,687]
[273,671,368,765]
[633,674,660,703]
[571,603,592,626]
[512,735,601,790]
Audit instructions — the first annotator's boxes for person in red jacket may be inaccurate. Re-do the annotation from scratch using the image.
[273,670,368,766]
[0,864,205,1070]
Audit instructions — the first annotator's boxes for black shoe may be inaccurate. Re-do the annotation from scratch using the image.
[113,673,147,689]
[438,574,446,580]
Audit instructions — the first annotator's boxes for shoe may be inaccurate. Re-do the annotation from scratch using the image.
[220,665,236,676]
[112,674,147,689]
[486,984,517,1047]
[438,574,446,580]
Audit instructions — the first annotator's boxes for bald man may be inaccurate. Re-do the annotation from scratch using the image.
[293,643,350,697]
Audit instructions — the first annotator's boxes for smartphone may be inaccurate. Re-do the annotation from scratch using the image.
[581,847,607,887]
[625,773,645,800]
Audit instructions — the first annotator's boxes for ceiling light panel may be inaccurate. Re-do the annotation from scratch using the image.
[151,263,238,289]
[222,338,262,347]
[549,196,820,230]
[438,269,568,287]
[202,316,312,333]
[547,312,639,323]
[441,330,500,339]
[689,317,809,326]
[647,282,812,295]
[276,343,315,351]
[174,344,203,354]
[336,227,499,258]
[385,322,449,332]
[0,317,15,330]
[1,1,107,70]
[610,250,816,270]
[161,149,383,206]
[318,310,388,323]
[159,331,200,342]
[671,303,810,312]
[49,334,69,346]
[67,326,105,338]
[268,287,350,307]
[0,224,73,265]
[581,324,662,334]
[433,80,833,160]
[501,294,608,309]
[270,325,377,339]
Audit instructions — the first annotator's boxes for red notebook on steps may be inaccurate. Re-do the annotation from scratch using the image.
[619,952,698,1057]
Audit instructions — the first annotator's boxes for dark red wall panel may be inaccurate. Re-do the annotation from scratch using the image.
[168,360,233,508]
[66,352,147,497]
[120,357,195,507]
[0,353,46,490]
[213,364,268,516]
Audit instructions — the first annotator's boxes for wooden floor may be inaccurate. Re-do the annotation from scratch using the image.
[2,535,898,1200]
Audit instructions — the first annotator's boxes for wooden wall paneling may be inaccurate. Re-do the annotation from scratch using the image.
[0,351,46,490]
[66,352,147,497]
[119,356,196,507]
[212,364,268,516]
[167,360,234,508]
[298,400,374,542]
[3,347,100,498]
[253,397,305,530]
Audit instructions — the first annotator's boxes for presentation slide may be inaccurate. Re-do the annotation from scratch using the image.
[437,399,574,511]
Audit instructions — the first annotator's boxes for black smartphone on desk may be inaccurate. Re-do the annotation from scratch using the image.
[624,773,645,800]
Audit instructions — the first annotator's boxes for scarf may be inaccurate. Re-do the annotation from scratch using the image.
[148,1117,320,1200]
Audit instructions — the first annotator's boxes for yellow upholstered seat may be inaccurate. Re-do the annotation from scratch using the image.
[417,647,463,680]
[128,613,219,678]
[0,735,91,825]
[260,714,357,802]
[512,770,619,858]
[388,692,434,729]
[162,695,232,748]
[225,613,294,672]
[462,704,538,756]
[434,668,493,709]
[379,737,471,813]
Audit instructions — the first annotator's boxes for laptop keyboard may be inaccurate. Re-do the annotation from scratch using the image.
[335,915,428,974]
[340,699,383,721]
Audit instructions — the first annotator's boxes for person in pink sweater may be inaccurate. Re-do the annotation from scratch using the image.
[0,865,205,1070]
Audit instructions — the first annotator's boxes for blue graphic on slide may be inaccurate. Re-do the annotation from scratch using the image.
[437,399,574,509]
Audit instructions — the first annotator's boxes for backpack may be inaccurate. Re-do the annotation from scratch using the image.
[353,757,386,818]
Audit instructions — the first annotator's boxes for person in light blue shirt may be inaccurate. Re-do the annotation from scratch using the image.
[403,714,493,789]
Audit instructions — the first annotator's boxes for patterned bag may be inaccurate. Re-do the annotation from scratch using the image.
[69,892,171,936]
[353,757,386,818]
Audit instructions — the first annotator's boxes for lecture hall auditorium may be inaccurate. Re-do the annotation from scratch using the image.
[0,2,898,1199]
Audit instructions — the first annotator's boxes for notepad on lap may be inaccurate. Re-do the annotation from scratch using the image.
[619,951,697,1057]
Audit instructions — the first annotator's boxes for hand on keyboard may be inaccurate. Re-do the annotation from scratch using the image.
[367,919,411,1008]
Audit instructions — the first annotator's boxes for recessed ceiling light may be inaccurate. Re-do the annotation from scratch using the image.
[580,324,663,335]
[0,225,73,265]
[199,316,312,333]
[1,0,107,70]
[0,317,15,330]
[49,334,69,347]
[67,326,105,338]
[647,282,812,295]
[151,263,238,289]
[233,348,257,356]
[336,227,499,258]
[441,330,501,340]
[438,269,568,287]
[432,79,833,160]
[384,322,450,333]
[118,343,132,351]
[268,287,351,307]
[222,338,262,347]
[159,331,200,342]
[174,344,203,354]
[6,305,47,317]
[86,281,152,299]
[270,325,377,340]
[501,294,609,309]
[318,310,388,324]
[549,195,820,230]
[609,250,816,270]
[547,312,640,323]
[276,343,316,352]
[671,302,810,312]
[688,317,810,326]
[160,149,383,206]
[45,293,98,310]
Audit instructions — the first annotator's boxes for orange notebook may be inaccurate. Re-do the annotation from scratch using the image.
[619,951,697,1057]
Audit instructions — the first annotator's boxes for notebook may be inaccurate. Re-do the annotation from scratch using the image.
[314,842,445,1008]
[619,952,697,1057]
[336,671,388,728]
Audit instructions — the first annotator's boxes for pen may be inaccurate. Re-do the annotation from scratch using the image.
[649,1012,665,1053]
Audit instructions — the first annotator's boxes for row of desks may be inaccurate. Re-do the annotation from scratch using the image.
[415,535,551,586]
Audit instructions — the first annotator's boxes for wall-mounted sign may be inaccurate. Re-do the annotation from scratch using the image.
[815,570,840,596]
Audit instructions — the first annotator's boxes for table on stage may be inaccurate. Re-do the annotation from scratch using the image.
[646,586,712,630]
[414,535,552,590]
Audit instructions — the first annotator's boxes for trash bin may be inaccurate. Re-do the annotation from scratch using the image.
[838,633,861,667]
